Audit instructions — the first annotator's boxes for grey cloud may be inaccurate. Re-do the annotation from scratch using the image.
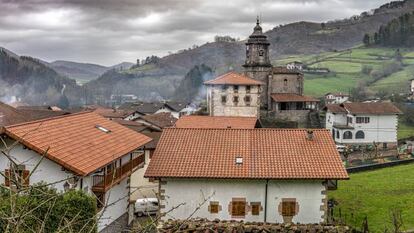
[0,0,390,65]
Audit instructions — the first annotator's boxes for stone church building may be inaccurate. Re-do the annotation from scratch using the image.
[243,19,319,122]
[204,19,319,124]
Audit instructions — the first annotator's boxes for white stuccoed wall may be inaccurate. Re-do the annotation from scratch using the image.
[0,140,132,233]
[161,179,325,224]
[0,142,73,192]
[98,178,130,232]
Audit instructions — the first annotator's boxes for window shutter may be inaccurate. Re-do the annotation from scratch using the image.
[232,201,246,216]
[22,170,30,186]
[4,169,10,187]
[282,201,296,216]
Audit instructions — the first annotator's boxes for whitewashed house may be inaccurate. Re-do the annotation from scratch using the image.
[145,128,348,223]
[324,93,350,104]
[324,102,402,148]
[0,112,152,232]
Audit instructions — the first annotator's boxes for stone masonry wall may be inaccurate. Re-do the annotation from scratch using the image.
[158,219,351,233]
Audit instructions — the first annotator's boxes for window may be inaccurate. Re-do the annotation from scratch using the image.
[356,130,365,139]
[221,95,227,104]
[355,117,370,123]
[233,85,239,93]
[283,79,288,86]
[244,95,251,103]
[221,85,228,92]
[209,201,220,214]
[259,49,264,56]
[347,117,353,124]
[251,202,261,215]
[233,96,239,104]
[246,85,251,93]
[336,130,340,139]
[281,200,297,217]
[5,165,29,187]
[383,143,388,149]
[343,131,353,139]
[231,199,246,217]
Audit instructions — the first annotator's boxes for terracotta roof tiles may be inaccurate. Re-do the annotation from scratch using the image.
[3,112,152,176]
[145,128,348,180]
[204,72,264,86]
[175,115,260,129]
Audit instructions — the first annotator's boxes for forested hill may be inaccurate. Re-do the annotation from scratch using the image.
[364,11,414,47]
[0,48,82,106]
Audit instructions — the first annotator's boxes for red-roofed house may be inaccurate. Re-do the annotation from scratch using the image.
[145,128,348,224]
[204,72,263,117]
[0,112,152,232]
[324,102,402,148]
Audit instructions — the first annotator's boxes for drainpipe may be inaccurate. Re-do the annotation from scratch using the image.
[264,179,269,223]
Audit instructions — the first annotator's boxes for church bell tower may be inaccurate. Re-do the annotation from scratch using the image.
[243,17,272,108]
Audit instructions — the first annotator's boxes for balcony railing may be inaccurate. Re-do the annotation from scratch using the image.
[92,154,145,192]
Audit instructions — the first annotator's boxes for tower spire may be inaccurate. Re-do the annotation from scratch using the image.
[256,15,260,25]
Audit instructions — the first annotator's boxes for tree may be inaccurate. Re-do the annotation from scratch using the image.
[363,34,371,46]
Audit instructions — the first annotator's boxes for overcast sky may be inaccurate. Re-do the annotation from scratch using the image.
[0,0,390,66]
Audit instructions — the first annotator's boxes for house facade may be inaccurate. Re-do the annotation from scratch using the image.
[324,93,350,104]
[145,128,348,223]
[0,112,152,232]
[205,72,263,117]
[325,102,402,148]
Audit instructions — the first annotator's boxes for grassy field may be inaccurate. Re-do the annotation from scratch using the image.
[329,164,414,232]
[275,46,414,97]
[398,121,414,140]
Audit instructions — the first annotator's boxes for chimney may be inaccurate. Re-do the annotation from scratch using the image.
[306,130,314,141]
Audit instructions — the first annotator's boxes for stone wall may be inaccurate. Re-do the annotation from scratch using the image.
[158,219,351,233]
[269,110,310,126]
[270,73,303,95]
[208,85,261,117]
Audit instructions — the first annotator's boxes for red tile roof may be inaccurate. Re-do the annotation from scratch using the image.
[145,128,348,180]
[3,112,152,176]
[342,102,402,115]
[324,104,347,114]
[0,102,28,127]
[175,116,259,129]
[204,72,264,85]
[140,112,177,128]
[271,93,319,102]
[325,102,402,115]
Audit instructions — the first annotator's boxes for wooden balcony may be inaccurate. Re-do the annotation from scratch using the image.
[92,154,145,192]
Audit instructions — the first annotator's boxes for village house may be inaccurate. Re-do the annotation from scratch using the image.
[204,72,263,117]
[324,93,350,104]
[145,128,348,223]
[175,115,262,129]
[0,112,152,232]
[121,101,197,120]
[134,112,177,130]
[286,61,304,71]
[324,102,402,149]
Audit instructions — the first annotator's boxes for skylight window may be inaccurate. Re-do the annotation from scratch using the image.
[96,125,111,133]
[235,157,243,165]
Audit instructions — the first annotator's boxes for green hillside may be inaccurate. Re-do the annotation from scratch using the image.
[330,163,414,232]
[275,46,414,97]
